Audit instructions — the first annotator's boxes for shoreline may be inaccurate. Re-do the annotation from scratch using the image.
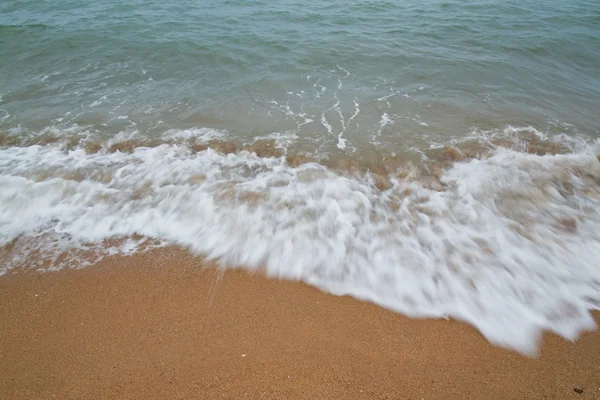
[1,247,599,399]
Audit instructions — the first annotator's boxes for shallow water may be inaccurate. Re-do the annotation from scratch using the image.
[1,0,600,353]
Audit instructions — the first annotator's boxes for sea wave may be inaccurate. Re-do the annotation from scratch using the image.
[1,126,599,353]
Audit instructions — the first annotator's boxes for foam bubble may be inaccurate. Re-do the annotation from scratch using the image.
[163,127,227,142]
[0,134,599,353]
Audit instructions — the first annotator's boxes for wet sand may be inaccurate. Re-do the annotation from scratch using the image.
[1,247,599,399]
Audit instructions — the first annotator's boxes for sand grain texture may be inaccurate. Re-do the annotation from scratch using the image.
[1,248,599,399]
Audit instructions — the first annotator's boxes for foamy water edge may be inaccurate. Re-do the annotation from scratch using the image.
[1,126,600,354]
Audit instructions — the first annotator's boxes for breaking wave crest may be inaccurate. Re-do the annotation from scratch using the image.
[1,126,600,354]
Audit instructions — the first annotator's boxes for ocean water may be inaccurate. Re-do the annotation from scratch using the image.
[1,0,600,353]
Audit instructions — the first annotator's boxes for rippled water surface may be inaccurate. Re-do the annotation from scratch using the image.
[2,0,599,145]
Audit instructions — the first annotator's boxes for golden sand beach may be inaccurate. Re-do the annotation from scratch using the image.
[1,247,599,399]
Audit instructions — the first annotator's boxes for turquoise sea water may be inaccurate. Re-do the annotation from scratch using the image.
[1,0,600,353]
[1,0,599,147]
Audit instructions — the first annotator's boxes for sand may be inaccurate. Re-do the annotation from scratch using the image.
[1,247,599,399]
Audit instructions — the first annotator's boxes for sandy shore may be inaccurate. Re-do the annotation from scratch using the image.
[1,248,599,399]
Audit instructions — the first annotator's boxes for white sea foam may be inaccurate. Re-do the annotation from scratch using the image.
[376,113,393,138]
[0,130,599,353]
[267,99,314,130]
[163,127,226,142]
